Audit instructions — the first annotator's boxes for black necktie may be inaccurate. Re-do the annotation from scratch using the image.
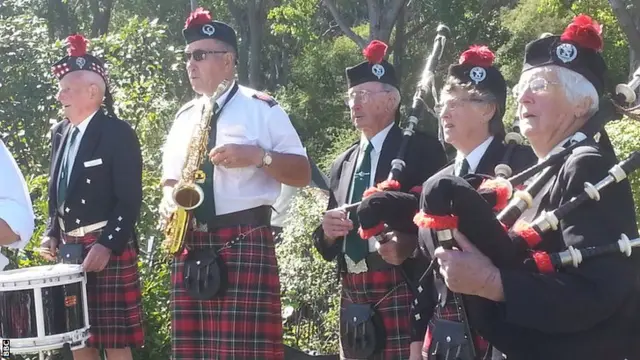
[458,158,470,177]
[57,127,80,204]
[193,103,220,225]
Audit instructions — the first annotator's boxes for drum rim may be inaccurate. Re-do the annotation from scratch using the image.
[0,264,83,281]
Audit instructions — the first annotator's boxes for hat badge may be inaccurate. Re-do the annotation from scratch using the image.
[469,66,486,84]
[75,57,86,68]
[556,43,577,63]
[202,24,216,36]
[371,64,385,79]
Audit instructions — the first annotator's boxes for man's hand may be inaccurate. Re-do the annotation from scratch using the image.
[39,236,59,261]
[409,341,424,360]
[321,208,352,244]
[82,243,112,272]
[434,229,504,301]
[159,186,177,218]
[209,144,263,168]
[376,231,417,265]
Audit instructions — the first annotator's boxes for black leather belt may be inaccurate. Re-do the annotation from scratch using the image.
[200,205,272,230]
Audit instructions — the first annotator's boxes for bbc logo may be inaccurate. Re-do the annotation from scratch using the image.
[1,339,9,360]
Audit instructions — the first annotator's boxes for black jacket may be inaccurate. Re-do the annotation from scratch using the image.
[45,111,143,255]
[411,136,537,343]
[312,124,447,262]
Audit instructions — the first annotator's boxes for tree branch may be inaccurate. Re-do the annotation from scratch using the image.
[382,0,408,32]
[608,0,640,57]
[322,0,367,48]
[403,18,430,40]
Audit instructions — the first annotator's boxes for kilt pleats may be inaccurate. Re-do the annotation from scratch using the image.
[340,267,413,360]
[62,231,144,349]
[171,225,284,360]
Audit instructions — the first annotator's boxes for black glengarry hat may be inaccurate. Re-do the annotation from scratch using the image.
[346,40,398,89]
[522,14,606,95]
[182,7,238,53]
[51,34,107,82]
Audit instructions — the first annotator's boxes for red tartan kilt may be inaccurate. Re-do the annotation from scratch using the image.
[61,230,144,349]
[340,267,412,360]
[170,225,284,360]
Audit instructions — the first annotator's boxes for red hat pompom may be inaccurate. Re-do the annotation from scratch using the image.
[362,40,388,64]
[458,45,495,67]
[66,34,89,57]
[185,7,213,29]
[560,14,603,52]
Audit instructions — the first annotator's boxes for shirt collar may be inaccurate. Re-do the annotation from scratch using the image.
[360,122,394,154]
[215,80,236,108]
[73,110,98,136]
[456,135,494,173]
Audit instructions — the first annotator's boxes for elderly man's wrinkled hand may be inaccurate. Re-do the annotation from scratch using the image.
[434,229,502,300]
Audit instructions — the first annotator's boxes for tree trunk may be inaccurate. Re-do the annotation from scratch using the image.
[89,0,113,37]
[247,0,265,89]
[608,0,640,80]
[393,5,405,84]
[226,0,249,84]
[322,0,407,48]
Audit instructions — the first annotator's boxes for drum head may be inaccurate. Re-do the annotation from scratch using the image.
[0,264,83,289]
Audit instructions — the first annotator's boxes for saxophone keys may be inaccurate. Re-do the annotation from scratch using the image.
[194,170,206,183]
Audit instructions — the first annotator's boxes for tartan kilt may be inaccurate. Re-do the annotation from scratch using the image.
[170,225,284,360]
[61,230,144,349]
[340,266,412,360]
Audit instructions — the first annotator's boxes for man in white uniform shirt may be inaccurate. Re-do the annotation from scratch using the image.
[0,140,35,269]
[160,8,310,359]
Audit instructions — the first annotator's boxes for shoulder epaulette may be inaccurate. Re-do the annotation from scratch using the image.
[251,92,278,108]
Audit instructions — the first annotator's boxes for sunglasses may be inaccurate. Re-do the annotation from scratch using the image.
[184,49,229,62]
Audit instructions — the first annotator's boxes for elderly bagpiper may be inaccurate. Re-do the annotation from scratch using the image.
[40,34,144,360]
[160,7,311,360]
[313,40,447,359]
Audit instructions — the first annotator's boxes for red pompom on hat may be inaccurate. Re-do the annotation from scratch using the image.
[66,34,89,57]
[560,14,603,52]
[184,7,213,29]
[458,45,495,67]
[362,40,388,64]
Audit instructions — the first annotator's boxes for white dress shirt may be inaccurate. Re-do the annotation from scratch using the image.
[162,82,307,215]
[57,111,97,187]
[344,122,394,253]
[454,136,494,176]
[0,140,35,249]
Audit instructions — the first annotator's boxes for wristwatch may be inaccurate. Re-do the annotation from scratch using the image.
[259,149,273,168]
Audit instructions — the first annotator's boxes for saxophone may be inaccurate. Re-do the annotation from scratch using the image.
[161,80,231,255]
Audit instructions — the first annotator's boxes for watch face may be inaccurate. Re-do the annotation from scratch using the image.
[264,153,272,165]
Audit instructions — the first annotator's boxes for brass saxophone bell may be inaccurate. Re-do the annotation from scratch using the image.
[172,183,205,210]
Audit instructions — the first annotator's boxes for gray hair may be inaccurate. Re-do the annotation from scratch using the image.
[552,65,599,117]
[381,83,401,111]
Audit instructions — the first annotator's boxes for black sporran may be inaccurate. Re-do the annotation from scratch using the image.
[429,318,475,360]
[340,303,386,358]
[182,249,227,300]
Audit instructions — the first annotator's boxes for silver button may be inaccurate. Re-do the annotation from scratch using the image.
[117,216,123,221]
[75,219,80,224]
[415,314,421,320]
[115,227,121,232]
[446,336,451,343]
[86,179,91,184]
[81,199,86,204]
[108,234,113,240]
[65,207,70,213]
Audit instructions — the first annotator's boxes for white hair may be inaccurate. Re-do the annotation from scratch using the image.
[552,65,599,117]
[381,83,401,110]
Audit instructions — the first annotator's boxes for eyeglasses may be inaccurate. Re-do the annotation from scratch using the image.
[184,49,229,62]
[512,77,559,98]
[434,97,486,114]
[344,90,390,106]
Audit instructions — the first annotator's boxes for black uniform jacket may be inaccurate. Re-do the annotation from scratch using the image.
[312,124,447,262]
[411,136,537,342]
[419,138,640,359]
[490,141,640,360]
[44,111,143,255]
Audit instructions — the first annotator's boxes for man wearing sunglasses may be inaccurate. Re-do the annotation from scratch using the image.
[160,7,310,359]
[313,40,446,359]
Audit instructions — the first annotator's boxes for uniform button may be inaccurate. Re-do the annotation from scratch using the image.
[446,336,451,343]
[117,216,123,221]
[86,178,91,184]
[81,199,86,204]
[75,219,80,224]
[115,227,121,232]
[108,234,113,240]
[65,207,70,213]
[415,314,421,320]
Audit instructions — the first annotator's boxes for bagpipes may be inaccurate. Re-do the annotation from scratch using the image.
[332,23,450,215]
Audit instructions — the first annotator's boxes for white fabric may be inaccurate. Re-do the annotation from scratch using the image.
[162,83,307,215]
[344,122,394,253]
[454,135,494,176]
[0,140,35,249]
[57,111,97,186]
